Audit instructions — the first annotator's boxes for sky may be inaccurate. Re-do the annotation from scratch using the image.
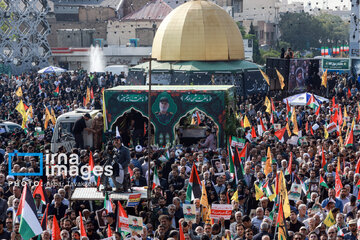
[288,0,350,11]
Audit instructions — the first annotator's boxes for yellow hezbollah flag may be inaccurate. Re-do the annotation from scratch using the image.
[324,126,329,139]
[264,96,271,114]
[276,69,285,90]
[231,189,239,202]
[15,87,23,97]
[321,69,328,88]
[291,108,298,135]
[323,210,335,227]
[50,108,56,125]
[243,115,251,128]
[278,171,291,218]
[264,147,272,176]
[200,181,209,220]
[259,68,270,86]
[15,100,26,118]
[255,184,264,200]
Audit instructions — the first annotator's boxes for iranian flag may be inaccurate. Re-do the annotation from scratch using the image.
[104,193,115,213]
[321,47,325,56]
[185,164,202,203]
[33,179,48,205]
[319,176,329,188]
[17,185,43,240]
[152,166,160,189]
[306,94,319,109]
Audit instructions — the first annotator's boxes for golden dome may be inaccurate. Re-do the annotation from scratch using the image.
[152,0,245,61]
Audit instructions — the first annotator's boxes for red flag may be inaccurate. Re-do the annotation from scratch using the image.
[315,104,321,116]
[356,159,360,174]
[338,108,343,126]
[128,166,134,180]
[332,110,338,124]
[251,126,257,138]
[33,179,48,204]
[79,212,87,237]
[52,216,61,240]
[335,170,343,198]
[83,96,86,106]
[196,111,201,125]
[310,125,314,136]
[332,96,336,107]
[144,122,146,136]
[118,201,128,218]
[348,88,352,98]
[90,87,94,99]
[271,98,276,113]
[259,118,266,132]
[305,121,309,133]
[23,103,29,111]
[179,220,185,240]
[40,204,49,230]
[357,108,360,123]
[287,152,293,175]
[345,128,354,147]
[226,191,230,204]
[107,224,112,237]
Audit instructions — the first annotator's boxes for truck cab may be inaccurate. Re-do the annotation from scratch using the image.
[51,109,101,152]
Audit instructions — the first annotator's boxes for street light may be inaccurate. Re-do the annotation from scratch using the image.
[143,56,157,209]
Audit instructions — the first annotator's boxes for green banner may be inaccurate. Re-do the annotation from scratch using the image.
[322,58,349,70]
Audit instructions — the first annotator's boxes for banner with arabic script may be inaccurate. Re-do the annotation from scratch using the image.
[104,86,234,147]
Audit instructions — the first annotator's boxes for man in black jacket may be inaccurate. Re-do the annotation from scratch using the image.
[72,113,91,149]
[112,136,130,192]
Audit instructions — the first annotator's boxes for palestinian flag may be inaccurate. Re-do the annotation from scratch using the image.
[286,100,291,121]
[17,185,42,240]
[275,126,290,143]
[53,85,60,97]
[104,192,115,213]
[271,98,276,114]
[33,179,48,205]
[306,94,319,110]
[52,216,61,240]
[40,204,49,230]
[321,147,327,171]
[152,166,160,189]
[128,166,134,180]
[228,142,235,179]
[315,104,321,116]
[239,143,249,161]
[345,128,354,147]
[262,180,276,201]
[185,164,202,202]
[357,190,360,203]
[233,146,246,185]
[179,220,186,240]
[38,83,42,93]
[79,212,87,238]
[319,176,329,188]
[117,201,129,233]
[348,88,352,98]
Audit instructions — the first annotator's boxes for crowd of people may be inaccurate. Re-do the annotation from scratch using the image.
[0,70,359,240]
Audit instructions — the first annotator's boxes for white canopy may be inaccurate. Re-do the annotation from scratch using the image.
[38,66,67,74]
[282,92,329,106]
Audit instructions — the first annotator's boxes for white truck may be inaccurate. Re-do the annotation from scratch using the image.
[51,109,101,152]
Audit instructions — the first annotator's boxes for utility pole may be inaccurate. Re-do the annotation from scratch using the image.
[143,56,157,210]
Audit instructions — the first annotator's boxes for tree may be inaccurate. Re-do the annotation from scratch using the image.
[278,12,348,51]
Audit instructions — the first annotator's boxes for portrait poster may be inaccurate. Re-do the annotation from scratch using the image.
[288,183,302,201]
[183,204,196,222]
[128,215,143,234]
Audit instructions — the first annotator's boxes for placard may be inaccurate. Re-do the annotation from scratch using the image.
[274,124,281,131]
[210,204,232,220]
[183,204,196,222]
[354,125,360,136]
[127,194,141,207]
[119,216,129,232]
[128,215,143,234]
[288,183,302,201]
[230,136,246,149]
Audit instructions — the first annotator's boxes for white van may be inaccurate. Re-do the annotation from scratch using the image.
[51,109,101,153]
[0,121,22,133]
[104,65,129,76]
